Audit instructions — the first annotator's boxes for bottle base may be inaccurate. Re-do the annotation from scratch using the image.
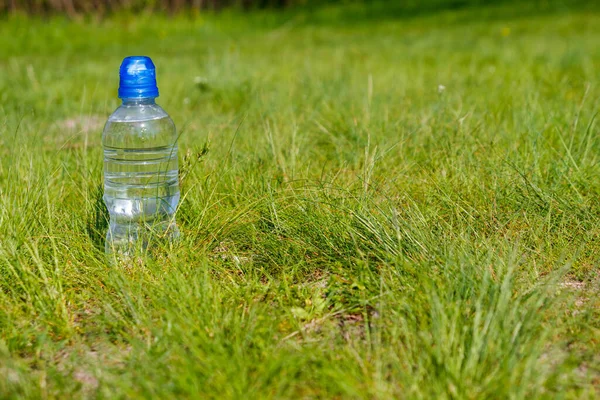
[105,220,180,257]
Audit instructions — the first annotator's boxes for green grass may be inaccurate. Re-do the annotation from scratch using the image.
[1,2,600,398]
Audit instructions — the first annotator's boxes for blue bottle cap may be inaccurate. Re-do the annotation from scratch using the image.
[118,56,159,99]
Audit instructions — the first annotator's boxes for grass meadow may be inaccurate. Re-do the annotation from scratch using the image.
[1,1,600,398]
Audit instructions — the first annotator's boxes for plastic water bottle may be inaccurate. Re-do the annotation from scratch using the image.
[102,56,180,255]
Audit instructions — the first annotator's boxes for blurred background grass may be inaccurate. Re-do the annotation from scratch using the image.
[2,0,595,15]
[1,0,483,14]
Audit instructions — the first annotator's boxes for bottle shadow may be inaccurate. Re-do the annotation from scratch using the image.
[86,182,109,252]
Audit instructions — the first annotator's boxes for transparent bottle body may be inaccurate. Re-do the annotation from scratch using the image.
[102,98,179,255]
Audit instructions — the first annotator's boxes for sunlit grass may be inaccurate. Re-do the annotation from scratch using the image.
[0,2,599,398]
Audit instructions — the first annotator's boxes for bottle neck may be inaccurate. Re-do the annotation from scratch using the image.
[122,97,156,106]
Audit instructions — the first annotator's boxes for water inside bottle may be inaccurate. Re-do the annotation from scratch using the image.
[103,117,180,254]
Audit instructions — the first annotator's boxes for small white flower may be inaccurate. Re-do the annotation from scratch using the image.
[183,97,190,105]
[438,84,446,93]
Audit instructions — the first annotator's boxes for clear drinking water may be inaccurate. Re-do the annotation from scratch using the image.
[103,56,179,255]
